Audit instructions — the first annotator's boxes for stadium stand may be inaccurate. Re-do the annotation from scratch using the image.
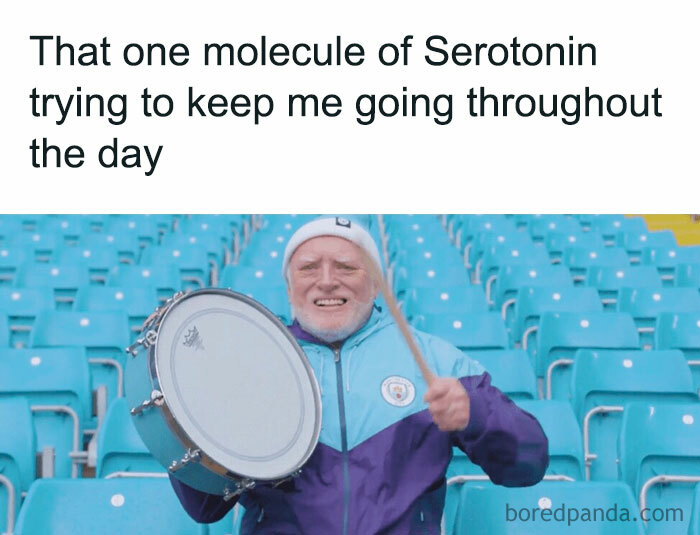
[0,213,698,534]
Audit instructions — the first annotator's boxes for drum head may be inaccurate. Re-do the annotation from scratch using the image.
[154,289,320,480]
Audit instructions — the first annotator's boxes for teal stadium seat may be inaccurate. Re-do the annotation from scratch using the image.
[161,232,231,268]
[30,310,131,424]
[38,216,93,245]
[589,215,647,244]
[0,315,9,348]
[677,263,700,291]
[571,349,697,481]
[0,247,29,286]
[467,350,537,401]
[563,246,630,285]
[108,264,182,301]
[617,287,700,349]
[393,265,469,301]
[451,481,644,535]
[14,478,203,534]
[477,239,548,289]
[527,214,581,243]
[544,230,606,263]
[619,402,700,535]
[656,312,700,393]
[412,312,508,351]
[8,232,63,262]
[689,485,700,535]
[79,232,142,264]
[642,245,700,286]
[180,214,244,263]
[0,287,54,348]
[219,266,290,322]
[402,285,488,321]
[464,227,525,274]
[0,398,35,535]
[57,245,121,284]
[96,398,163,478]
[141,244,214,289]
[493,264,572,329]
[15,263,90,309]
[0,348,91,478]
[514,287,603,364]
[74,286,160,341]
[105,215,168,247]
[616,229,676,263]
[536,311,639,398]
[585,265,663,309]
[450,214,513,253]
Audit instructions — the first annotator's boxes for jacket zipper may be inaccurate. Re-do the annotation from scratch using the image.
[333,345,350,535]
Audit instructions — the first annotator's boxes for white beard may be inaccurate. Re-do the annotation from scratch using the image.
[292,302,373,344]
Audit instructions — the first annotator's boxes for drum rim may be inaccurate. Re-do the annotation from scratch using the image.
[150,287,322,482]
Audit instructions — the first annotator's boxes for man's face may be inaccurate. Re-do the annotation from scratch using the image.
[287,236,378,343]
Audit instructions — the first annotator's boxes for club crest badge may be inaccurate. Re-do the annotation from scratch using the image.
[381,376,415,407]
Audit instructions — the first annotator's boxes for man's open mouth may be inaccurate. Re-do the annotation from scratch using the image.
[314,298,348,307]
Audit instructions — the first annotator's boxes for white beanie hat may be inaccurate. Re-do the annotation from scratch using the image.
[282,217,382,280]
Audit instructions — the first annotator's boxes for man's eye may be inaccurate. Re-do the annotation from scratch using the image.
[300,265,316,271]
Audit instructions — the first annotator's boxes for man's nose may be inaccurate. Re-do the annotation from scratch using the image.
[317,264,339,290]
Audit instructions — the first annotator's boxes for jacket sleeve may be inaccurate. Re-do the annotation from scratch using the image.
[169,474,237,523]
[451,372,549,487]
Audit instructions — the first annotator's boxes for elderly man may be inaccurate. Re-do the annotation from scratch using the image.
[170,217,549,534]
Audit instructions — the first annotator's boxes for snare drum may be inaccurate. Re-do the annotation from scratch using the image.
[124,288,321,498]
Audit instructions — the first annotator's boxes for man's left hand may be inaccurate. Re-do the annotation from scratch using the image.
[423,377,471,432]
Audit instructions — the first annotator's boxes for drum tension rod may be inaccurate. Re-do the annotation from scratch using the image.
[130,390,164,416]
[125,330,158,357]
[168,448,202,473]
[223,479,256,501]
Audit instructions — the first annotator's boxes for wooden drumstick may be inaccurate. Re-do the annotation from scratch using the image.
[361,250,436,386]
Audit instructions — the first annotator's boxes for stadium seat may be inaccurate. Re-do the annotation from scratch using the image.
[105,215,167,247]
[544,230,606,263]
[450,481,644,535]
[30,310,131,424]
[0,398,35,535]
[412,312,508,351]
[642,245,700,285]
[0,247,29,286]
[7,232,63,262]
[402,285,488,321]
[562,246,630,285]
[161,231,231,267]
[451,215,514,253]
[656,312,700,392]
[38,216,93,245]
[493,264,572,325]
[527,215,582,241]
[616,229,676,263]
[14,478,201,535]
[74,286,159,341]
[619,402,700,535]
[15,263,91,309]
[0,348,92,478]
[393,265,470,300]
[616,287,700,349]
[513,287,603,363]
[585,265,663,309]
[96,398,163,478]
[677,263,700,291]
[140,245,214,288]
[56,246,121,284]
[589,215,647,244]
[0,315,8,347]
[179,214,243,262]
[108,264,182,301]
[571,349,697,481]
[467,351,537,401]
[689,485,700,535]
[478,240,548,289]
[536,311,639,398]
[79,232,142,264]
[464,228,528,274]
[0,287,54,348]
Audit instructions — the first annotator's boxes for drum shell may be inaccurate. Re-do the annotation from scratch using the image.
[125,342,235,495]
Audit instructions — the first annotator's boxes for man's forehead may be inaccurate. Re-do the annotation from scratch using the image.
[290,236,362,262]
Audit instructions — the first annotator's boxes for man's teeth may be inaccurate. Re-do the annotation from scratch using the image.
[315,298,346,306]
